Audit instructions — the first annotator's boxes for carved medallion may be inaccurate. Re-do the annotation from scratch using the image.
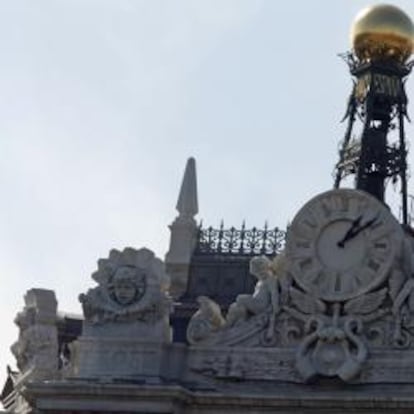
[79,247,170,324]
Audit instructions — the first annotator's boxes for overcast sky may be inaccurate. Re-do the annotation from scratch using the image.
[1,0,414,386]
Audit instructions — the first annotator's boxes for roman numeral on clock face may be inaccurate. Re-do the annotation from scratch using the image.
[374,241,387,249]
[368,259,381,272]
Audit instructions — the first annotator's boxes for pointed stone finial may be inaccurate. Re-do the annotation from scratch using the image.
[176,157,198,218]
[166,157,200,298]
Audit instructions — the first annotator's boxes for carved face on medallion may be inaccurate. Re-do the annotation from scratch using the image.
[110,266,146,305]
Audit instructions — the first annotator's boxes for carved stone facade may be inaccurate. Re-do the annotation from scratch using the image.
[11,289,58,382]
[6,185,414,413]
[9,289,58,414]
[79,247,171,330]
[69,247,172,379]
[186,190,414,385]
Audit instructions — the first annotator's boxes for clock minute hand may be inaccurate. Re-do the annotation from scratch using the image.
[337,215,379,248]
[337,215,362,248]
[348,215,378,239]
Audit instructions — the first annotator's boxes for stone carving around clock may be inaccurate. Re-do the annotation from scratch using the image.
[287,189,403,301]
[187,189,414,382]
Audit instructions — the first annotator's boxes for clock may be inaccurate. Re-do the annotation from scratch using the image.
[286,189,403,301]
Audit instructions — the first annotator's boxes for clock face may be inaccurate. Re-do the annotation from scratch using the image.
[286,189,403,301]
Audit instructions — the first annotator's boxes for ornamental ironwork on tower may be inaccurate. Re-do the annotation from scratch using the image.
[334,5,414,225]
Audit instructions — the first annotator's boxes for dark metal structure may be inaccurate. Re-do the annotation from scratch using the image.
[195,222,286,256]
[334,52,412,224]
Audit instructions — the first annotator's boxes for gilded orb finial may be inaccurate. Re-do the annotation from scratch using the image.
[350,4,414,63]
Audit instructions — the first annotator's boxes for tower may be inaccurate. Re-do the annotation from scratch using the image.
[334,5,414,224]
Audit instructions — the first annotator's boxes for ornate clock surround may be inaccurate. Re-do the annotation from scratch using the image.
[286,189,403,302]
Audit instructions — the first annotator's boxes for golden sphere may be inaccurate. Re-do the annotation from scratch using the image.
[350,4,414,62]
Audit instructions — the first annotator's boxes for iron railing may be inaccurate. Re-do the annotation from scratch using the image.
[195,222,286,256]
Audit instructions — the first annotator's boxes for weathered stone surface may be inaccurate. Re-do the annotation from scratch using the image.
[79,247,171,329]
[69,247,172,380]
[20,380,414,413]
[182,190,414,384]
[10,289,59,414]
[70,338,169,379]
[10,190,414,413]
[11,289,58,382]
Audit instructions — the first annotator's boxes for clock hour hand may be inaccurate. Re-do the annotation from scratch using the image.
[337,215,362,248]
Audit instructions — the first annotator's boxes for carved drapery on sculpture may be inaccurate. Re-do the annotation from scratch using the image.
[187,253,290,347]
[79,247,171,324]
[187,189,414,383]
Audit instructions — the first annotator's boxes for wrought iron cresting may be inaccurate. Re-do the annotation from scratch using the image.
[195,222,286,256]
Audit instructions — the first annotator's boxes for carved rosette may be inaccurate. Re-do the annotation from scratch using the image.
[79,247,171,324]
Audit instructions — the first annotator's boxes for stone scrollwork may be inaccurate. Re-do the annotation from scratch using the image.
[187,232,414,383]
[79,247,171,324]
[187,296,225,344]
[187,202,414,384]
[11,289,59,382]
[11,307,36,373]
[296,304,367,382]
[388,235,414,346]
[343,288,388,316]
[291,284,390,381]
